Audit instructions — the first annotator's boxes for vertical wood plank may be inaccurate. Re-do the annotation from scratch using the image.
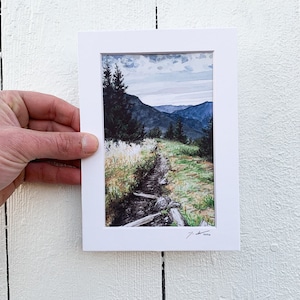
[0,206,8,300]
[2,1,162,299]
[158,0,300,299]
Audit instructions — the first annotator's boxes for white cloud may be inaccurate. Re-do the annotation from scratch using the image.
[102,53,213,106]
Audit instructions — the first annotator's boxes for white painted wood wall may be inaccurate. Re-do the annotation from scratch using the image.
[1,1,299,299]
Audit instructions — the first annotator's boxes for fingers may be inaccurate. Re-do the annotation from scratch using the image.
[0,160,82,206]
[19,91,80,130]
[0,90,29,127]
[25,162,81,185]
[3,127,98,162]
[22,130,99,161]
[28,119,77,132]
[42,159,81,169]
[0,90,96,203]
[1,91,80,130]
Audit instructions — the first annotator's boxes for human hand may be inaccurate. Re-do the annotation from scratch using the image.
[0,91,98,206]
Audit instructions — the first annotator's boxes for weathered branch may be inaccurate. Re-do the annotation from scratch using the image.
[133,192,158,200]
[123,212,161,227]
[169,208,185,226]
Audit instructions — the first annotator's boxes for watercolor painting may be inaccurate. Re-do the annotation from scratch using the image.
[79,29,239,250]
[102,53,214,227]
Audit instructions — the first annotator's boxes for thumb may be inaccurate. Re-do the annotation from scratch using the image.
[19,129,99,161]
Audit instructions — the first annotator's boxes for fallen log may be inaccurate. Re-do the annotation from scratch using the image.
[123,212,161,227]
[154,196,170,211]
[169,208,185,226]
[133,192,158,200]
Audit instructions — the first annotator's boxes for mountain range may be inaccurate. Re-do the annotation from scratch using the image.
[126,94,212,140]
[154,104,191,114]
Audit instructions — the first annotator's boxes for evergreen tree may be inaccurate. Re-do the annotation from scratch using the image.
[164,123,174,140]
[147,126,162,138]
[103,62,113,91]
[112,64,127,95]
[103,62,115,138]
[102,63,145,142]
[174,118,187,144]
[197,117,213,162]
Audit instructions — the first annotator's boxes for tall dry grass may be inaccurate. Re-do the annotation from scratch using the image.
[105,139,157,224]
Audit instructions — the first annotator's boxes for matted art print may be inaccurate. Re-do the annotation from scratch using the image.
[79,29,239,251]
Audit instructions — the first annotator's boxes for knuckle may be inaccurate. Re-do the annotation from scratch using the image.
[56,133,72,154]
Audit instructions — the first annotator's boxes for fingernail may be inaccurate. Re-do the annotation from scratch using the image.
[82,134,99,155]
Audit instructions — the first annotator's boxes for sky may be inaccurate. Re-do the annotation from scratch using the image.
[102,53,213,106]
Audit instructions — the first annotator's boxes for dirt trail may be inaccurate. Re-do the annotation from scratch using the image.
[111,153,179,226]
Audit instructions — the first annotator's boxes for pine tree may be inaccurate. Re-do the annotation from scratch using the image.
[112,64,127,95]
[197,117,213,162]
[102,63,145,142]
[147,126,162,138]
[103,62,112,91]
[164,123,174,140]
[174,118,187,144]
[103,62,115,139]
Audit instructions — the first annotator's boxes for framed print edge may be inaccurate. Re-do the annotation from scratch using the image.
[78,29,239,251]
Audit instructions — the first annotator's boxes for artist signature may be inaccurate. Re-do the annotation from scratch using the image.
[186,230,211,239]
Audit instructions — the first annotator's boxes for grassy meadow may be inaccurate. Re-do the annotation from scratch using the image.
[157,139,214,226]
[105,138,214,226]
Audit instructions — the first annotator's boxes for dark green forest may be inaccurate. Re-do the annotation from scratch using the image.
[103,63,145,142]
